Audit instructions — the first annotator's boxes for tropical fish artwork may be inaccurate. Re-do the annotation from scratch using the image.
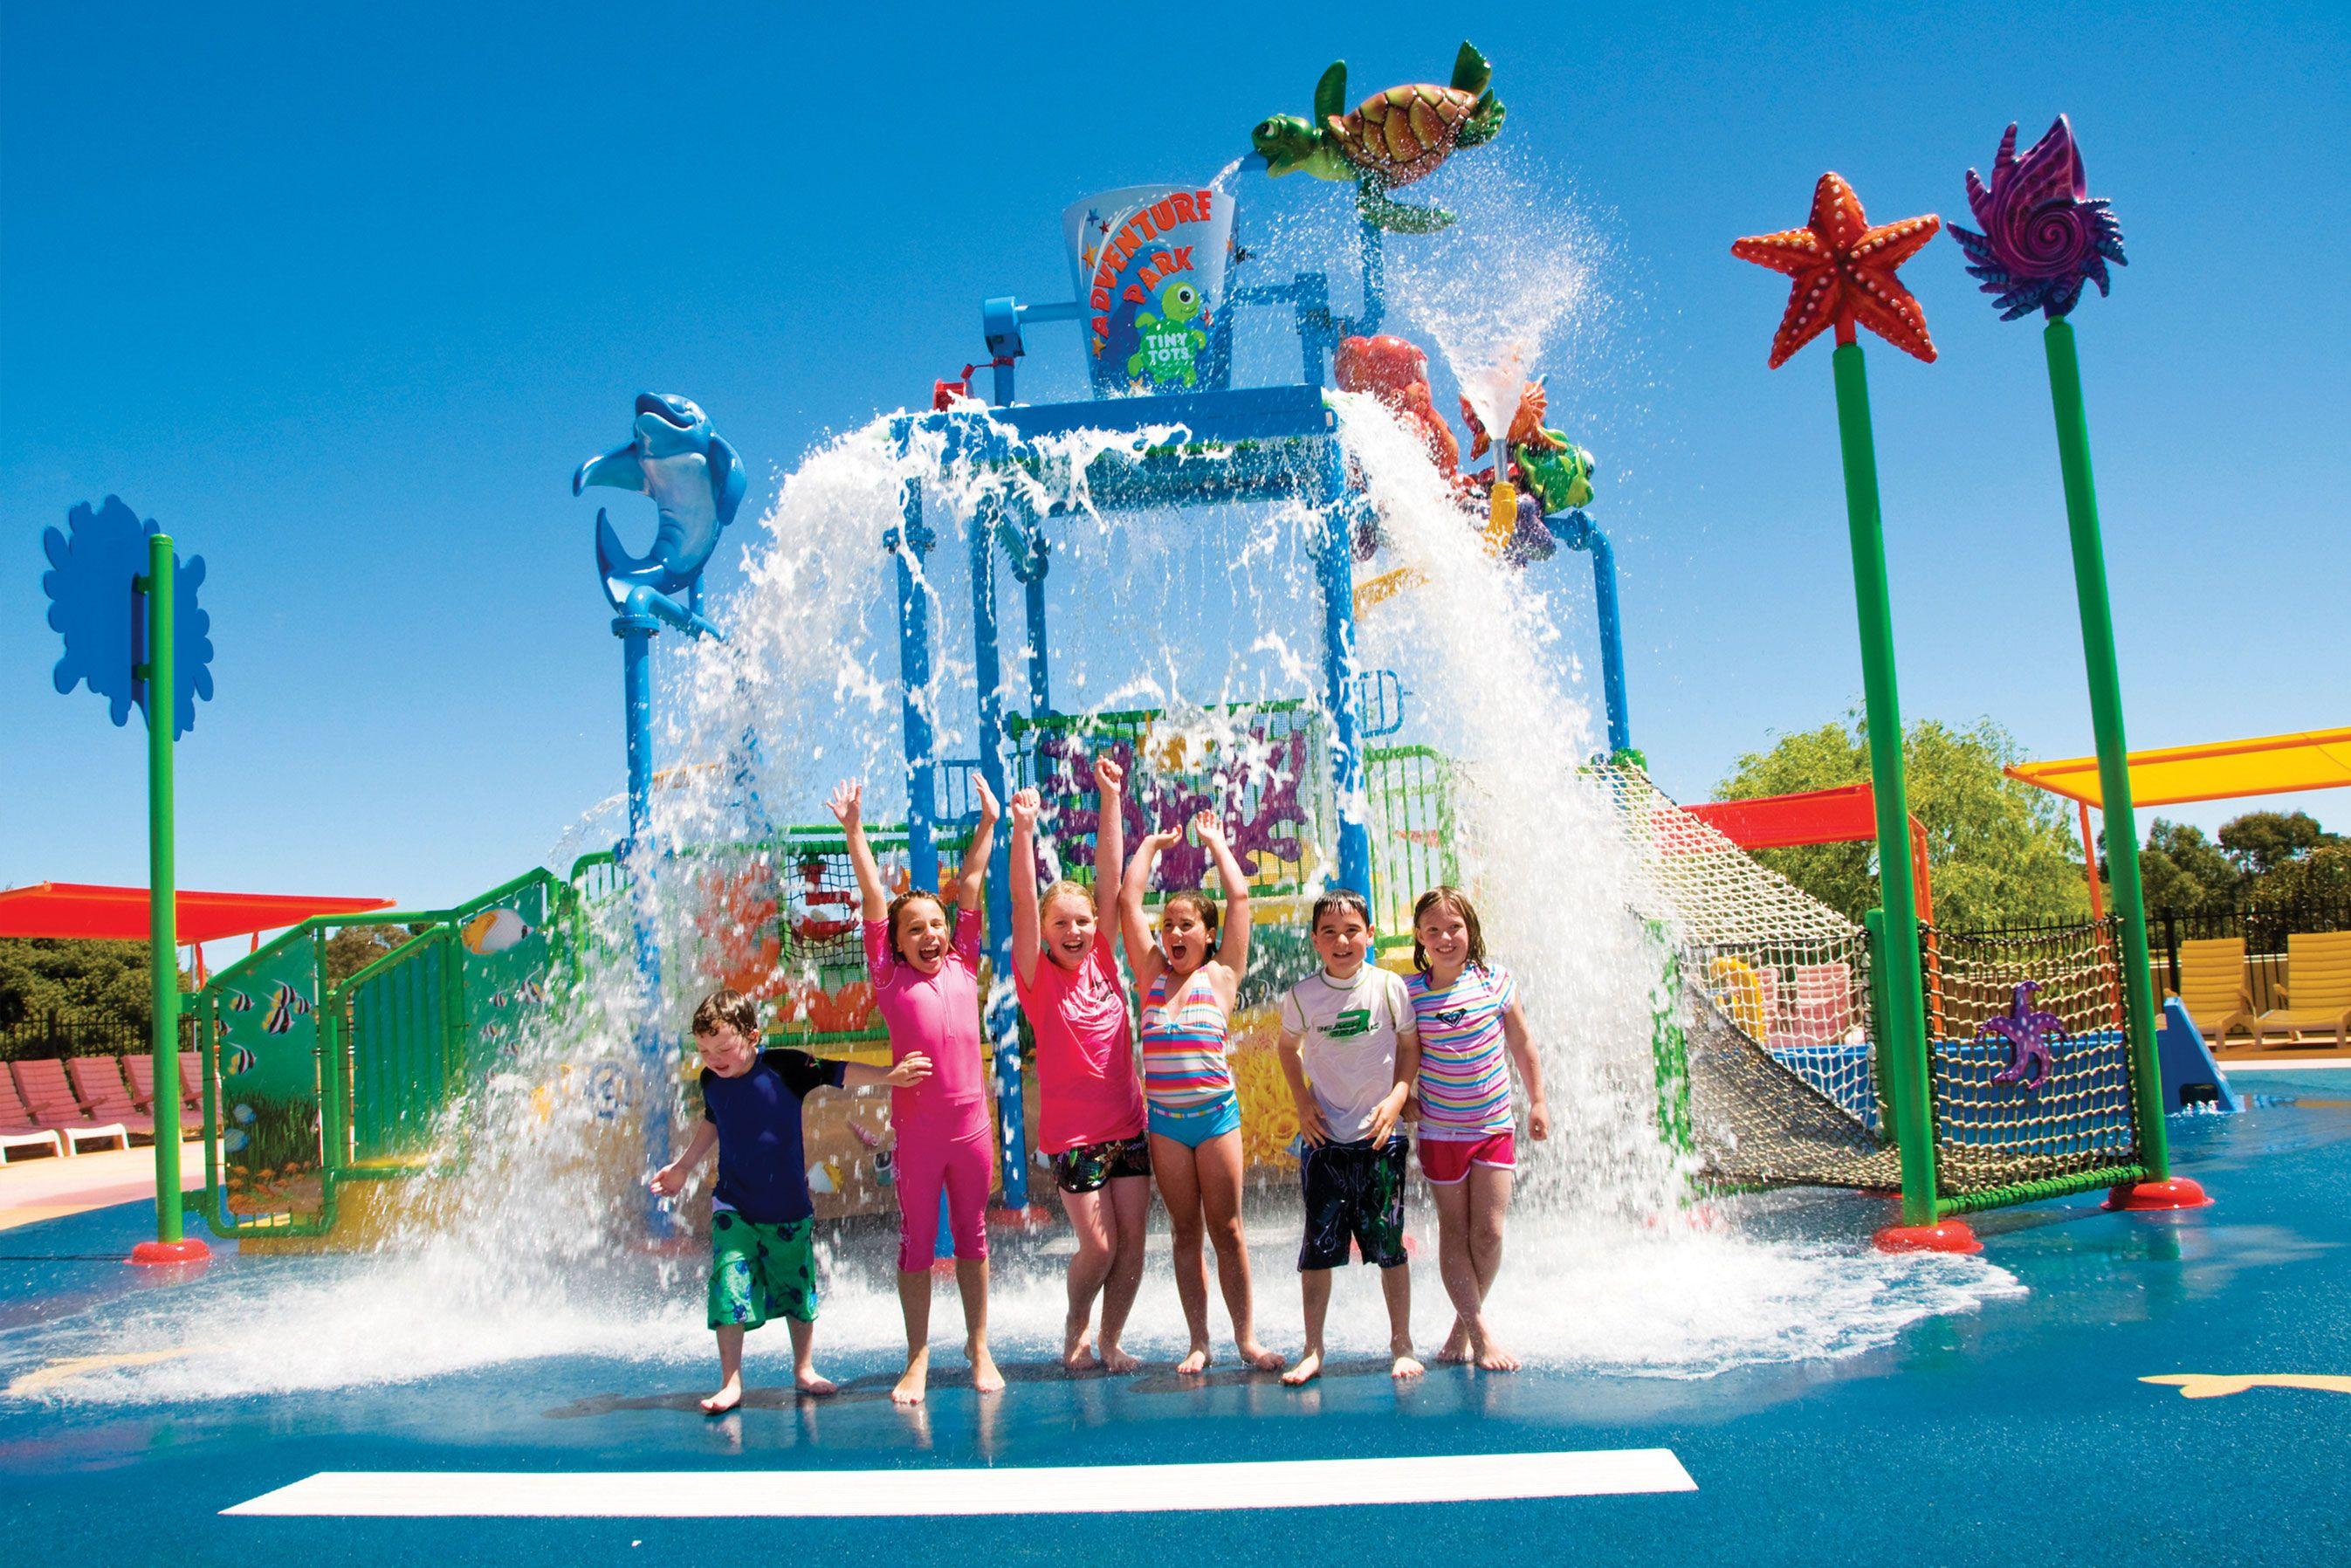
[518,977,547,1006]
[224,989,254,1013]
[460,906,533,957]
[225,1045,258,1076]
[261,983,311,1035]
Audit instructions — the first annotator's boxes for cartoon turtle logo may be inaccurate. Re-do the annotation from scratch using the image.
[1127,281,1209,389]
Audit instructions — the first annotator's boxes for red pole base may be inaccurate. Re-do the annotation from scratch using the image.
[1873,1219,1983,1255]
[986,1203,1057,1233]
[128,1237,212,1266]
[2103,1176,2211,1212]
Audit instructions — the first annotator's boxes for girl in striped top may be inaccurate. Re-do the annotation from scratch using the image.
[1406,885,1547,1372]
[1119,811,1283,1376]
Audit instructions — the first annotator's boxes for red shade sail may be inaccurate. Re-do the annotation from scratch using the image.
[0,883,394,943]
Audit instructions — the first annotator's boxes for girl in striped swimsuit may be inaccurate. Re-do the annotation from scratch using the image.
[1406,885,1548,1372]
[1119,811,1284,1375]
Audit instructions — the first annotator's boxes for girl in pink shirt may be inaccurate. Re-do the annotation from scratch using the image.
[831,777,1004,1408]
[1008,755,1151,1374]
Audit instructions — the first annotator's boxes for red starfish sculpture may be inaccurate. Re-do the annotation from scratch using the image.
[1733,173,1941,368]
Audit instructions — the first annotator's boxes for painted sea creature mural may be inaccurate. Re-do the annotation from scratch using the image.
[460,905,533,957]
[573,393,746,616]
[224,989,253,1013]
[1253,41,1506,232]
[1950,115,2127,321]
[260,982,312,1035]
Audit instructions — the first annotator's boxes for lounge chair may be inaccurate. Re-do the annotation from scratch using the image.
[5,1059,130,1154]
[2170,937,2254,1047]
[66,1056,159,1143]
[0,1075,65,1163]
[126,1054,203,1134]
[2256,931,2351,1049]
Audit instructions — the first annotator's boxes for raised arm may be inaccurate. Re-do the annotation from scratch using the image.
[956,775,1000,915]
[1118,826,1177,994]
[1008,787,1043,987]
[1091,755,1126,931]
[828,781,888,923]
[1196,811,1252,980]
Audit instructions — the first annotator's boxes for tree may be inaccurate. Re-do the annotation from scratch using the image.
[2246,843,2351,911]
[1714,714,2093,931]
[2137,821,2242,915]
[2218,811,2343,879]
[0,937,190,1028]
[323,923,427,987]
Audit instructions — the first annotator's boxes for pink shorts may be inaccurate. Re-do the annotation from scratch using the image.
[1419,1131,1516,1186]
[896,1112,993,1272]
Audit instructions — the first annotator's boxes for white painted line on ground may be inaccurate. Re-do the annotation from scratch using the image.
[2213,1058,2351,1073]
[224,1449,1696,1517]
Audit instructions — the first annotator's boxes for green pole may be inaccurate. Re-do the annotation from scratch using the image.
[1832,341,1941,1228]
[143,531,187,1249]
[2043,318,2171,1181]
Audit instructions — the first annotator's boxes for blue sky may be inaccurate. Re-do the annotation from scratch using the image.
[5,1,2346,928]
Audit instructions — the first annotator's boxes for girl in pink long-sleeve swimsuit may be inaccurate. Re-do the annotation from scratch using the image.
[832,777,1005,1407]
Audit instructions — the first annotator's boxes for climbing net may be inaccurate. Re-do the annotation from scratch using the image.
[1594,766,1894,1188]
[1923,918,2141,1204]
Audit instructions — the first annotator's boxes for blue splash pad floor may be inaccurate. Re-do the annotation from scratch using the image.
[3,1070,2347,1566]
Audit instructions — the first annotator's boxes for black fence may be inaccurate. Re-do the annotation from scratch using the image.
[2150,904,2351,1012]
[0,1010,201,1062]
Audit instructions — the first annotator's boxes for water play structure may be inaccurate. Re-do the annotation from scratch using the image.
[58,56,2206,1280]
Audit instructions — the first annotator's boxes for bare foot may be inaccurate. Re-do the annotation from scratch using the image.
[1175,1344,1212,1375]
[970,1343,1007,1394]
[1392,1351,1426,1380]
[892,1352,929,1406]
[795,1367,838,1397]
[700,1373,743,1414]
[1062,1323,1102,1371]
[1437,1320,1473,1364]
[1281,1350,1323,1386]
[1474,1338,1520,1372]
[1099,1341,1142,1374]
[1238,1339,1285,1372]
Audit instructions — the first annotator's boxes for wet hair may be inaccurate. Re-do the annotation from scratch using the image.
[691,987,760,1040]
[1410,885,1488,977]
[1160,890,1221,948]
[1040,878,1095,918]
[1310,888,1372,932]
[885,890,950,961]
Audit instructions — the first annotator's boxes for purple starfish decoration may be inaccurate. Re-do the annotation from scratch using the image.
[1981,980,2065,1090]
[1950,116,2127,320]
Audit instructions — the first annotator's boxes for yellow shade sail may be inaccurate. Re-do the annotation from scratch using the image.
[2005,727,2351,810]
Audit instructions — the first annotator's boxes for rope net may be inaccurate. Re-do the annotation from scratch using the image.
[1596,765,1894,1188]
[1922,918,2140,1198]
[1597,765,2144,1204]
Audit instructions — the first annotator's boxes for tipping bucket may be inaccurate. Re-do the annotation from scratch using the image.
[1062,184,1237,397]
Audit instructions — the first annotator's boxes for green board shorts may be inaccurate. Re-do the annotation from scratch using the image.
[707,1210,817,1331]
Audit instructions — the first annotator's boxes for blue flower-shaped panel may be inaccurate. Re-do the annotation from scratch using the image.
[41,495,214,738]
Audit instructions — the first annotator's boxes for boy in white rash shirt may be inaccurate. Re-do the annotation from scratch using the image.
[1275,888,1422,1385]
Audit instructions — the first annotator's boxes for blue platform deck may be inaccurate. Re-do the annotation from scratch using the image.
[3,1069,2346,1565]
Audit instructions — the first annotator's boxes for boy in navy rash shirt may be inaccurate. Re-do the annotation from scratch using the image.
[650,987,931,1413]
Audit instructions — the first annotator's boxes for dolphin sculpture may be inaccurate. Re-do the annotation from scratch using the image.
[574,392,746,617]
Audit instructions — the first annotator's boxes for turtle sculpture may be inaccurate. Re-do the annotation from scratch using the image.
[1252,41,1506,233]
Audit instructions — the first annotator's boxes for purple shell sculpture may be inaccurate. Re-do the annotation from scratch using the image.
[1950,116,2126,320]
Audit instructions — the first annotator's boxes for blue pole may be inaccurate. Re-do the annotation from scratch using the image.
[1023,572,1051,718]
[969,496,1028,1209]
[1555,511,1633,760]
[1316,442,1373,895]
[890,485,938,893]
[615,608,671,1227]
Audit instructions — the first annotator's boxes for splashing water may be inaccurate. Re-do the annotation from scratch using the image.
[10,202,2023,1411]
